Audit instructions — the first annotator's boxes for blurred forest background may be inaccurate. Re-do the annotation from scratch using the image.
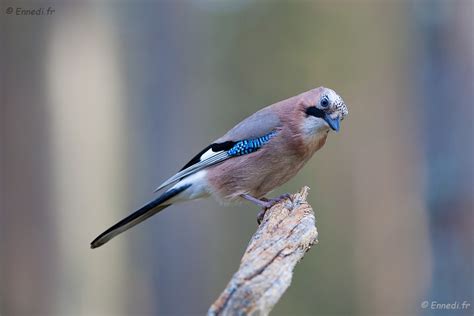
[1,1,473,316]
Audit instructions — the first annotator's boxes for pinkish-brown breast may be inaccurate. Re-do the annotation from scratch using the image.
[206,129,328,203]
[206,89,329,203]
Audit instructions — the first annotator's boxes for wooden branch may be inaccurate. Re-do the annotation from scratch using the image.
[208,186,318,316]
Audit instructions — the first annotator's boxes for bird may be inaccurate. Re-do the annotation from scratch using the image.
[91,86,348,249]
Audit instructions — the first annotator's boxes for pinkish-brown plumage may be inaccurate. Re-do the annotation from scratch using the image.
[91,87,347,248]
[206,87,335,202]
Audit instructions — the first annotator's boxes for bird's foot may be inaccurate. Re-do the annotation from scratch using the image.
[241,193,293,225]
[256,208,266,225]
[260,193,292,206]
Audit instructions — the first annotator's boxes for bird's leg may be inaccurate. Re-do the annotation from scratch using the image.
[260,193,292,205]
[240,194,272,208]
[240,193,293,225]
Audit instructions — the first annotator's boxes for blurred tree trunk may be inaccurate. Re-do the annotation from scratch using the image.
[46,4,130,315]
[120,2,218,314]
[414,1,474,312]
[1,12,57,316]
[2,3,131,315]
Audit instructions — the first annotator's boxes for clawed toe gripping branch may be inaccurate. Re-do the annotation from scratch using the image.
[208,186,319,316]
[241,193,294,224]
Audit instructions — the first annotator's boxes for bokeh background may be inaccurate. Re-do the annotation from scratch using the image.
[1,1,473,315]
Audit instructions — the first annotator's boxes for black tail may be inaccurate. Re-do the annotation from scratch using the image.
[90,184,191,249]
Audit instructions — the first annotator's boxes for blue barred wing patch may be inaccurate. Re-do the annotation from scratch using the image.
[154,131,278,192]
[227,131,277,157]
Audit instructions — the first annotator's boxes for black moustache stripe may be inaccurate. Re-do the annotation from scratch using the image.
[305,106,325,118]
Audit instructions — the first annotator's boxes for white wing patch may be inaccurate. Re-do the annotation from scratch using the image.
[200,148,222,161]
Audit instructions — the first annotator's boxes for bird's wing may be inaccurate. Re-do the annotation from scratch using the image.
[154,107,281,192]
[214,105,281,143]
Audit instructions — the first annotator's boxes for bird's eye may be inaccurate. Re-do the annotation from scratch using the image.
[320,96,330,108]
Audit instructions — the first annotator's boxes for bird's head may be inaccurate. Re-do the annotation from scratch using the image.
[300,87,348,133]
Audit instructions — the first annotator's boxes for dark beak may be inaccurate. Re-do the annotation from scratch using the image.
[324,114,340,132]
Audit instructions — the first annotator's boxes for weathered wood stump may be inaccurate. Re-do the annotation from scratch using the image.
[208,186,318,316]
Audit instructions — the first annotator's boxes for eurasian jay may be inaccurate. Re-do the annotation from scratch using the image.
[91,87,348,248]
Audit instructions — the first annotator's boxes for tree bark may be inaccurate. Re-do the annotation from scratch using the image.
[208,186,318,316]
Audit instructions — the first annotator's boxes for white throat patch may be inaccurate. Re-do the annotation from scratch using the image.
[301,116,330,138]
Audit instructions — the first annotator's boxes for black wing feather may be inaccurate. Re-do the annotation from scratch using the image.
[180,141,236,171]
